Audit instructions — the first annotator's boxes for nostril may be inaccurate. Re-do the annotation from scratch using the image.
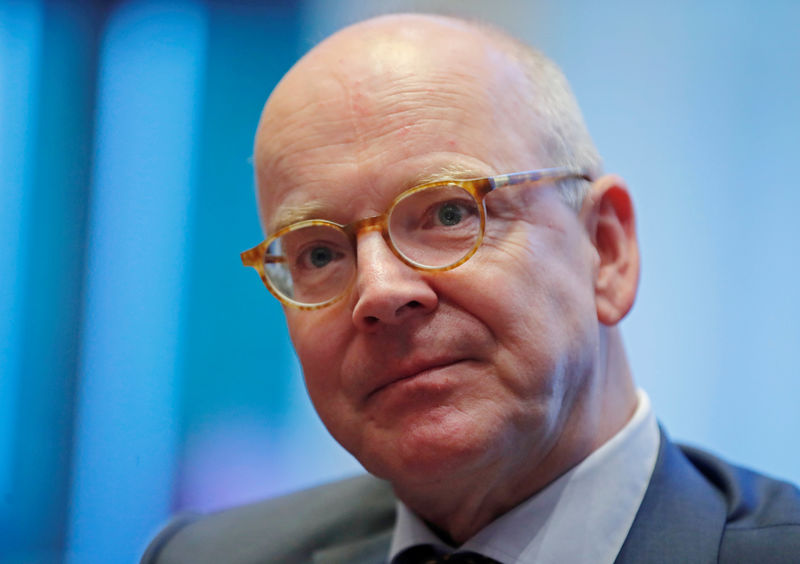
[359,301,423,327]
[399,300,422,313]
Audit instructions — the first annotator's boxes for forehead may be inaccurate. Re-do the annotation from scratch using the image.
[254,23,543,232]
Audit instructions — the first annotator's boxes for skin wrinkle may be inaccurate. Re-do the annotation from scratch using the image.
[340,72,371,200]
[269,155,485,233]
[256,41,546,229]
[268,152,495,233]
[253,14,639,543]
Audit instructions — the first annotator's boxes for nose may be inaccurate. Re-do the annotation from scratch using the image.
[351,231,438,331]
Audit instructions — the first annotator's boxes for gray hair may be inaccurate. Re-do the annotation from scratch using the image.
[474,21,603,209]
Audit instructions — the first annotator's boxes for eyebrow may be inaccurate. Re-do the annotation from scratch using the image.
[269,200,332,233]
[269,164,490,233]
[416,164,487,184]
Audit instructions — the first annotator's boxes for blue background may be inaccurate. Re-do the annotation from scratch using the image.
[1,1,798,562]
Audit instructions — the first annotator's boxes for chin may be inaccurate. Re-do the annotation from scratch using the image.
[357,406,498,485]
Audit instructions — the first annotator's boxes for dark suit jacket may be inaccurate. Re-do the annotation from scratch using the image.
[141,430,800,563]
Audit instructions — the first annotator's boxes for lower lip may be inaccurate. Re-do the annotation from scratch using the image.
[368,361,468,403]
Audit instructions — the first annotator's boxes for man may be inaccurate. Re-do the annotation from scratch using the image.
[142,14,800,564]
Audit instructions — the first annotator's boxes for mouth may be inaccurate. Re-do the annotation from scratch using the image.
[366,358,470,400]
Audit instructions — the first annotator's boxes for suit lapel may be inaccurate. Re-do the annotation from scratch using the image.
[313,529,392,564]
[615,428,727,563]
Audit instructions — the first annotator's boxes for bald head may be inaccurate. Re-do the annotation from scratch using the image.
[254,14,599,227]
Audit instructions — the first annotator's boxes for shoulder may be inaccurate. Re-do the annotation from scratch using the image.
[617,431,800,563]
[141,473,396,564]
[680,444,800,562]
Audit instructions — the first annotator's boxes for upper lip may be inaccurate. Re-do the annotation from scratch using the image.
[365,356,468,399]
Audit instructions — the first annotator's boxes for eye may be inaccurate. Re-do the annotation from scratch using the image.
[280,225,351,277]
[291,235,349,272]
[308,245,334,268]
[388,185,479,240]
[297,243,346,270]
[421,198,477,230]
[436,202,463,226]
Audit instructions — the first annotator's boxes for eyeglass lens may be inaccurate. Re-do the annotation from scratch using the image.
[263,184,482,306]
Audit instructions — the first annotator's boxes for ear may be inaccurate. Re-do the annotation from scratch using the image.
[581,174,640,326]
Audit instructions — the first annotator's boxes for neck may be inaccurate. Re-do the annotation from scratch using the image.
[393,326,637,544]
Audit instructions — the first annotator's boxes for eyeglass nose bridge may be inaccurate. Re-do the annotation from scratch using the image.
[343,213,389,237]
[343,212,410,268]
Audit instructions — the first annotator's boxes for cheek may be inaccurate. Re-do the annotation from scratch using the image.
[288,311,361,449]
[287,309,351,396]
[456,226,597,359]
[290,320,386,465]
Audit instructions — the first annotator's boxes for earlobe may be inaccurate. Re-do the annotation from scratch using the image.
[584,175,640,326]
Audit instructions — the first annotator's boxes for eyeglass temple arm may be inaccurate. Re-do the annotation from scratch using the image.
[240,246,285,267]
[489,167,592,190]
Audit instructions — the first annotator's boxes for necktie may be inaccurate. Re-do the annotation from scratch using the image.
[395,545,503,564]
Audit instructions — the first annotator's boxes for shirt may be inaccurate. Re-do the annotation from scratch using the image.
[389,389,659,564]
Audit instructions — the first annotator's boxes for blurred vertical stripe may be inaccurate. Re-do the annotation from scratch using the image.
[0,4,45,557]
[65,2,207,562]
[1,1,104,562]
[0,0,43,519]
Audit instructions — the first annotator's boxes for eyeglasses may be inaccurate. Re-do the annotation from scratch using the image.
[241,167,591,310]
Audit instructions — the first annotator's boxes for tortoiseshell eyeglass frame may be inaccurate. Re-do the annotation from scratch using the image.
[241,167,592,310]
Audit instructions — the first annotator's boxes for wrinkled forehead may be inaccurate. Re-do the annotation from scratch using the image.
[253,20,538,232]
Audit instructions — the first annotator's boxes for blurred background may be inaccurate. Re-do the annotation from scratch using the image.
[1,0,799,562]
